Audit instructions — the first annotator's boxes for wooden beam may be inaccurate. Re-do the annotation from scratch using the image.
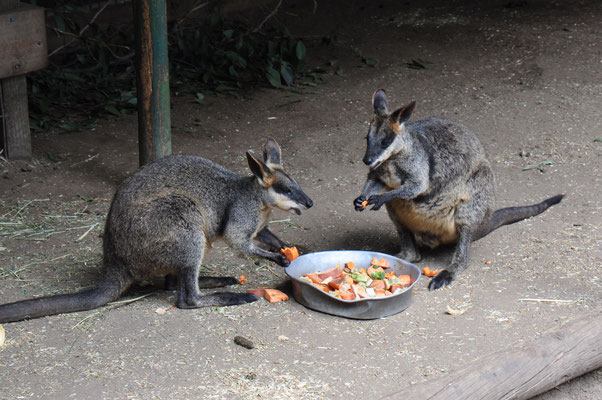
[0,5,47,79]
[0,0,33,161]
[383,309,602,400]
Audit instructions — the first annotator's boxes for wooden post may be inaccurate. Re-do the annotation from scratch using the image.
[383,309,602,400]
[0,0,32,160]
[133,0,171,166]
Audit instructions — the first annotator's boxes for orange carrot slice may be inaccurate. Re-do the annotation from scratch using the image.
[280,246,300,261]
[263,289,289,303]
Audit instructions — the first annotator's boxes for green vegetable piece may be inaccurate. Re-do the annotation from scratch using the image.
[351,271,368,283]
[369,270,385,280]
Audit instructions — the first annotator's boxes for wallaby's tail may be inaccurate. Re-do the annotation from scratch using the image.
[0,274,128,323]
[474,194,564,241]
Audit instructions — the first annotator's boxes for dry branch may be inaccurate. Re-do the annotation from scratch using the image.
[383,308,602,400]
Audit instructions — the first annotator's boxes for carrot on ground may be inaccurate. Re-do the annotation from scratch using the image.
[263,289,289,303]
[238,275,247,285]
[422,267,439,277]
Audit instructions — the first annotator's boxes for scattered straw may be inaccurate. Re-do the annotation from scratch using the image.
[518,298,578,303]
[76,222,100,241]
[107,293,154,306]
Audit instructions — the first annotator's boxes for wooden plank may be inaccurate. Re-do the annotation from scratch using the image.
[383,309,602,400]
[0,0,33,160]
[0,5,47,79]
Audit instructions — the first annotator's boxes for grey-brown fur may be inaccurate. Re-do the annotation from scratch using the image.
[354,89,563,290]
[0,139,312,323]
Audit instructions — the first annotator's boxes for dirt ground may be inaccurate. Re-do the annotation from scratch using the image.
[1,0,601,399]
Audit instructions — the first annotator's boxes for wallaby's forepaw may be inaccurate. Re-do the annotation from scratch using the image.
[275,254,290,268]
[428,270,454,291]
[367,194,387,211]
[353,196,367,211]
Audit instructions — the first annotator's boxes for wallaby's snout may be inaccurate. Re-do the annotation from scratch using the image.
[362,154,376,167]
[279,179,313,215]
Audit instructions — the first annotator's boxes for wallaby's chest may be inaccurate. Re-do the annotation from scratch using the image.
[380,162,406,189]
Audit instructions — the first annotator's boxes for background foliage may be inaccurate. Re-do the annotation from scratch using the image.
[28,0,316,134]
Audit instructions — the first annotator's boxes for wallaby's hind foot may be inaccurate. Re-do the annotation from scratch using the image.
[176,292,259,309]
[164,274,239,291]
[428,270,454,290]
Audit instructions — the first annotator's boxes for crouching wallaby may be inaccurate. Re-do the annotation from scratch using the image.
[353,89,563,291]
[0,138,313,323]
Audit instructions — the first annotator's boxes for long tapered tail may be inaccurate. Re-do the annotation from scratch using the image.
[0,275,127,323]
[474,194,564,241]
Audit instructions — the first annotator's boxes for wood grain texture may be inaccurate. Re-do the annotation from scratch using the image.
[383,309,602,400]
[0,5,47,79]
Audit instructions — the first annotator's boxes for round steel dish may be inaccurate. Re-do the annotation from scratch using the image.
[285,250,421,320]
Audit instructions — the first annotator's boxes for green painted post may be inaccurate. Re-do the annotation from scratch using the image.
[133,0,171,166]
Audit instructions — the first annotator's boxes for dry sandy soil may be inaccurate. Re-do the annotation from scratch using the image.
[1,0,601,399]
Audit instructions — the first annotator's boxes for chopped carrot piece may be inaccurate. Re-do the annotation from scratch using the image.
[361,200,368,208]
[317,265,343,281]
[344,261,356,271]
[328,275,346,290]
[263,289,289,303]
[306,273,322,284]
[238,275,247,285]
[370,279,386,290]
[422,267,439,277]
[280,246,300,261]
[398,274,412,287]
[339,291,356,301]
[370,257,390,268]
[389,284,402,293]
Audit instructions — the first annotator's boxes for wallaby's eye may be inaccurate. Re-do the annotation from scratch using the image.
[285,189,292,196]
[381,137,392,147]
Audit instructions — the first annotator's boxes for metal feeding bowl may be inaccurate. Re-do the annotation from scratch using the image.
[285,250,421,320]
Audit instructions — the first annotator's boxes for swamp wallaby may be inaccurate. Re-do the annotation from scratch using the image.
[353,89,563,290]
[0,138,313,323]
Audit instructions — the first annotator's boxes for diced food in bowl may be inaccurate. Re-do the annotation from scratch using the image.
[299,260,414,301]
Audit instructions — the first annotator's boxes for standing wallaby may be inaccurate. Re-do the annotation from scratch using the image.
[353,89,563,290]
[0,138,313,323]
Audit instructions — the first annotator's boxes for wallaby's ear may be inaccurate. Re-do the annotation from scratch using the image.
[247,151,274,187]
[263,138,282,167]
[390,100,416,126]
[372,89,389,117]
